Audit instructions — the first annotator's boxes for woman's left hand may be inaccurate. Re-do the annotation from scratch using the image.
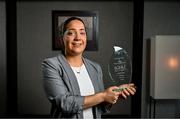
[119,83,136,99]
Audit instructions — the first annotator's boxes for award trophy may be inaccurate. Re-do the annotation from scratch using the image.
[108,46,132,92]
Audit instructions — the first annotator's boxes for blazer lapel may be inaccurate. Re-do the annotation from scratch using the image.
[57,54,81,95]
[83,58,100,93]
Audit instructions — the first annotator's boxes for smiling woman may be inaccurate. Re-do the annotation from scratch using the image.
[52,10,98,51]
[62,17,87,58]
[42,17,136,119]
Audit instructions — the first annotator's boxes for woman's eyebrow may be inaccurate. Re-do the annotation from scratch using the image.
[67,28,85,31]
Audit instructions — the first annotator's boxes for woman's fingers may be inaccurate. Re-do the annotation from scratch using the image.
[129,85,137,93]
[118,83,137,99]
[105,84,137,102]
[121,92,127,99]
[123,89,130,96]
[123,85,136,95]
[126,87,135,95]
[104,86,123,104]
[128,83,135,87]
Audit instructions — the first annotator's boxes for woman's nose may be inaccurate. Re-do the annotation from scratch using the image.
[74,33,81,40]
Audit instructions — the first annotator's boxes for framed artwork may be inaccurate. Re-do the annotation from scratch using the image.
[52,10,98,51]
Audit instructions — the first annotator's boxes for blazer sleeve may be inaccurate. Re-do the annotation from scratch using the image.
[97,64,112,113]
[42,58,84,115]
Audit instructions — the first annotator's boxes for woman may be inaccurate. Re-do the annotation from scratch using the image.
[42,17,136,118]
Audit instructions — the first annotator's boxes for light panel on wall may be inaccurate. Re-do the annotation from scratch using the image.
[150,35,180,99]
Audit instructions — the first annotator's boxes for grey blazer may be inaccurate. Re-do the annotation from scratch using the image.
[42,54,110,119]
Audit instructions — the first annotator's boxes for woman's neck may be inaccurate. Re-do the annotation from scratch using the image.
[65,54,83,67]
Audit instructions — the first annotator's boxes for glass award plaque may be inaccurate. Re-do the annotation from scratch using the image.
[108,46,132,92]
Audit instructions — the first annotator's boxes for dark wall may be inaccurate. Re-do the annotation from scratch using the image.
[2,0,180,118]
[142,1,180,118]
[0,1,6,115]
[17,1,133,115]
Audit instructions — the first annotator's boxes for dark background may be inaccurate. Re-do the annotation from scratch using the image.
[0,0,180,118]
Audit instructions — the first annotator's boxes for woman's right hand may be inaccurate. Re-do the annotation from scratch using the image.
[102,86,121,104]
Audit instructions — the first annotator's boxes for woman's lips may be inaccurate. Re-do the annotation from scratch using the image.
[72,42,82,47]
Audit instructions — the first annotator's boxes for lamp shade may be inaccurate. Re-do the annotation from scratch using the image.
[150,35,180,99]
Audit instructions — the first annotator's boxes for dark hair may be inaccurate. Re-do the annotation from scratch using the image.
[62,17,86,35]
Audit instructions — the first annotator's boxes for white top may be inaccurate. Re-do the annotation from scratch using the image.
[71,64,95,119]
